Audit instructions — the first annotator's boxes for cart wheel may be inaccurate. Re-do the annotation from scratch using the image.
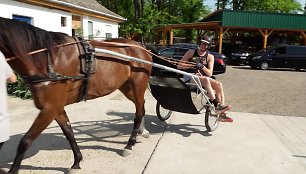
[156,102,173,121]
[204,107,219,132]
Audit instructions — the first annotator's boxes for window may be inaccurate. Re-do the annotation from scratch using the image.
[287,46,306,55]
[105,25,112,39]
[106,33,112,39]
[88,21,93,39]
[61,16,67,27]
[159,48,176,57]
[275,47,286,54]
[177,48,189,56]
[12,14,32,24]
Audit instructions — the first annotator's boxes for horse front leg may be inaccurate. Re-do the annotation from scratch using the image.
[55,110,82,170]
[8,109,55,174]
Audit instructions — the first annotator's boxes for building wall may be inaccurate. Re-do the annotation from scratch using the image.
[0,0,120,39]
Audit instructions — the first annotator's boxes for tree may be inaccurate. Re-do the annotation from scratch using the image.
[97,0,209,43]
[213,0,302,13]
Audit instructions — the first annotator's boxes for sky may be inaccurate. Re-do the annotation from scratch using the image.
[204,0,306,11]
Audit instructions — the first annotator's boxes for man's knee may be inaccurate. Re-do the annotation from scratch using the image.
[200,77,210,83]
[218,81,223,88]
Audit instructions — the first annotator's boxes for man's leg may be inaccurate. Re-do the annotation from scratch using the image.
[0,142,4,151]
[0,142,7,174]
[198,76,215,100]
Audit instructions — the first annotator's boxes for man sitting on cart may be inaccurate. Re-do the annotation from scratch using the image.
[177,36,232,122]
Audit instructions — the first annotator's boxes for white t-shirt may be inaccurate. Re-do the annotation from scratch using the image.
[0,51,14,142]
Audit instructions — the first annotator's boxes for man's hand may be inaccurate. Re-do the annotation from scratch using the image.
[196,62,204,69]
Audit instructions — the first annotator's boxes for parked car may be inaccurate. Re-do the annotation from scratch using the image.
[226,45,256,65]
[248,45,306,70]
[230,51,251,65]
[152,43,227,76]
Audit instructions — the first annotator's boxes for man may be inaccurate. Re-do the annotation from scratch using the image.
[178,36,233,122]
[0,51,17,174]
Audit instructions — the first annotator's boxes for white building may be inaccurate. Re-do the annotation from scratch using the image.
[0,0,126,39]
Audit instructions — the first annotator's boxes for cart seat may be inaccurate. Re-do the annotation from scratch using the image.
[149,76,199,114]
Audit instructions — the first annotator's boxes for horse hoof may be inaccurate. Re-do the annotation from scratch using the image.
[122,148,132,157]
[67,168,81,174]
[140,130,150,138]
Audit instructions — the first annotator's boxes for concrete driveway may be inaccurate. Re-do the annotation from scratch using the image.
[0,90,305,174]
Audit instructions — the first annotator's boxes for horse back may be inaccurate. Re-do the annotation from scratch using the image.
[84,39,152,99]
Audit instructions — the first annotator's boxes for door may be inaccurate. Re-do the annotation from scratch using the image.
[270,47,287,68]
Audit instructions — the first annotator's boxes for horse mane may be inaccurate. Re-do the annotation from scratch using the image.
[0,17,68,58]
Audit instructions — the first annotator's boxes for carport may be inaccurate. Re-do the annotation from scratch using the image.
[156,10,306,53]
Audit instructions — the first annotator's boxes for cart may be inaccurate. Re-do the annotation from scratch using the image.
[149,73,220,132]
[94,47,220,132]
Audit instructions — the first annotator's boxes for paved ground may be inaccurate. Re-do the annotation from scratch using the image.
[0,88,306,174]
[217,66,306,117]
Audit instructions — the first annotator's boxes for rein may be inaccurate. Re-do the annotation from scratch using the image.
[94,41,197,69]
[6,39,196,85]
[6,40,84,61]
[6,39,196,69]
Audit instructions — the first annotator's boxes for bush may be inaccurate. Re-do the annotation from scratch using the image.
[7,74,32,99]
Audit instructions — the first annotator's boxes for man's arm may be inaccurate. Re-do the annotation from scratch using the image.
[7,73,17,84]
[177,49,194,69]
[197,53,214,77]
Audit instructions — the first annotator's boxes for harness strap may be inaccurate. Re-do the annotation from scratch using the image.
[75,36,96,101]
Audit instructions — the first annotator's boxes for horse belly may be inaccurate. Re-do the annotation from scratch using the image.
[86,60,130,99]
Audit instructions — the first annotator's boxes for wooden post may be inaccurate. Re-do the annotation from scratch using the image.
[169,30,173,45]
[218,27,223,53]
[218,27,228,53]
[301,31,306,46]
[162,30,167,45]
[259,29,273,49]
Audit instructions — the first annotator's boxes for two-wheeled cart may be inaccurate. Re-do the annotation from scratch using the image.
[149,70,220,132]
[94,48,220,132]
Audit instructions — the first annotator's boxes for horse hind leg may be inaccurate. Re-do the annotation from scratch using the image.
[119,81,149,157]
[8,109,55,174]
[119,81,149,138]
[55,110,83,170]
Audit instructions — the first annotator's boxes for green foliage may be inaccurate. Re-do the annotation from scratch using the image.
[96,0,303,43]
[97,0,210,43]
[74,26,83,37]
[218,0,302,13]
[7,74,32,99]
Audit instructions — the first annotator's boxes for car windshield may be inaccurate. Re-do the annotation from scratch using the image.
[258,46,277,53]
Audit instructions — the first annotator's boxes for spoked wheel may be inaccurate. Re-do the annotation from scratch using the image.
[204,107,219,132]
[156,102,173,121]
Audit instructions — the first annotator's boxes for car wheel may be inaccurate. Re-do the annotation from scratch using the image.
[260,61,269,70]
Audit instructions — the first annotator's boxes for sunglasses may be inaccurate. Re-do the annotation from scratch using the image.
[200,42,208,46]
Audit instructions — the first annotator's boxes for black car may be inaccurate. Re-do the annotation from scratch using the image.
[248,45,306,70]
[152,43,227,76]
[230,51,251,65]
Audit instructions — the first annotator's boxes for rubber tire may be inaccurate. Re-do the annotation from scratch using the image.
[204,107,219,132]
[260,61,269,70]
[156,102,173,121]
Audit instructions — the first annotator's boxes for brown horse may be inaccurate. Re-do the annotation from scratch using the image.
[0,17,152,174]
